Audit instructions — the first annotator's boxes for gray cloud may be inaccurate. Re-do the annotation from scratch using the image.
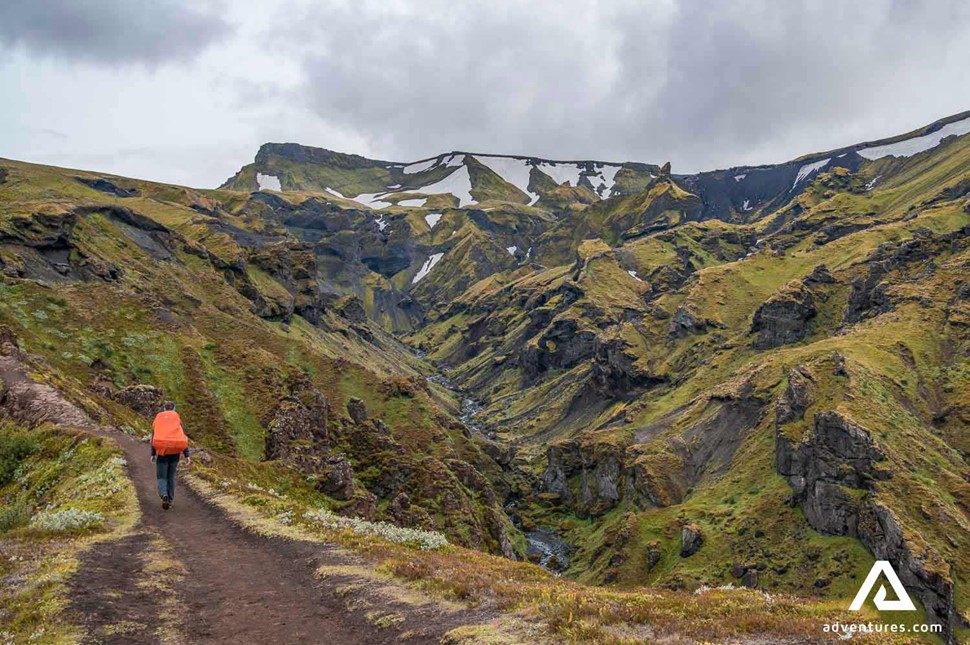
[283,0,970,171]
[3,0,970,187]
[0,0,232,65]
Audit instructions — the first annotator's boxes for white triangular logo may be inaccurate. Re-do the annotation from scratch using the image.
[849,560,916,611]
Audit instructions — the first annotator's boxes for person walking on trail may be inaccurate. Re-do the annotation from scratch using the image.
[151,401,191,510]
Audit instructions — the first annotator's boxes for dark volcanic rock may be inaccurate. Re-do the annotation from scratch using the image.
[334,295,367,324]
[264,388,329,462]
[247,241,324,323]
[113,384,164,417]
[316,454,356,500]
[337,489,378,520]
[521,318,597,381]
[776,410,888,510]
[385,491,433,528]
[680,523,703,557]
[804,264,835,284]
[776,365,814,425]
[775,387,958,639]
[75,176,139,197]
[668,304,709,338]
[346,397,368,424]
[751,281,816,348]
[592,334,665,396]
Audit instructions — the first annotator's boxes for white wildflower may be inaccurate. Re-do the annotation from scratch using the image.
[304,508,448,550]
[30,509,104,532]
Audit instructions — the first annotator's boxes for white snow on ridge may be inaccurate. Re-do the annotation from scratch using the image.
[444,154,465,167]
[597,164,622,186]
[256,173,282,192]
[412,252,444,284]
[791,158,830,190]
[474,155,540,204]
[413,166,476,207]
[403,158,438,174]
[425,212,442,228]
[324,187,345,198]
[354,164,475,209]
[353,192,393,209]
[856,116,970,160]
[537,161,583,188]
[589,164,622,197]
[733,174,746,182]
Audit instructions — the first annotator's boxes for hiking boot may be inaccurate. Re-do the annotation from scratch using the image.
[162,495,171,510]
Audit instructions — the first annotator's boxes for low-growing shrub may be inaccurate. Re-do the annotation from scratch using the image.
[29,508,105,533]
[0,428,37,487]
[304,508,448,550]
[0,502,31,532]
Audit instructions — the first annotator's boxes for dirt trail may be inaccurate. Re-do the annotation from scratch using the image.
[113,432,406,644]
[1,353,488,644]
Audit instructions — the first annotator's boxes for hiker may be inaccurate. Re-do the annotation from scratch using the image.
[151,401,191,510]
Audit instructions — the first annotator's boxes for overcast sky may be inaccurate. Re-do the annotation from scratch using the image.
[2,0,969,188]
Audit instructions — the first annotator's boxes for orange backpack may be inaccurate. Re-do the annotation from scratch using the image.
[152,411,188,456]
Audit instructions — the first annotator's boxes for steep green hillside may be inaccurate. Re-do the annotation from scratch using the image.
[405,117,970,642]
[3,109,970,642]
[0,159,517,557]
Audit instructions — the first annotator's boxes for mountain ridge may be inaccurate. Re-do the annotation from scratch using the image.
[226,108,970,187]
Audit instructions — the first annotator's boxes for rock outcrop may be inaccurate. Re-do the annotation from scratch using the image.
[264,383,330,462]
[346,397,368,424]
[668,304,710,338]
[751,281,816,348]
[680,523,703,557]
[775,365,959,640]
[112,384,164,417]
[315,454,355,500]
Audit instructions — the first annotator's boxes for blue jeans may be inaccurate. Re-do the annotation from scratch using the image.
[155,455,179,500]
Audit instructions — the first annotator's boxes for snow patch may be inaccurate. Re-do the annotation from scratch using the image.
[733,174,746,182]
[506,245,517,256]
[791,158,830,190]
[403,158,438,174]
[353,192,393,209]
[387,184,402,189]
[588,163,622,197]
[411,252,444,284]
[856,116,970,160]
[627,270,643,282]
[256,173,282,192]
[324,187,345,198]
[375,215,387,231]
[474,155,539,205]
[742,199,753,211]
[398,198,427,207]
[425,212,443,228]
[414,166,475,207]
[537,161,583,188]
[444,154,465,167]
[865,175,881,191]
